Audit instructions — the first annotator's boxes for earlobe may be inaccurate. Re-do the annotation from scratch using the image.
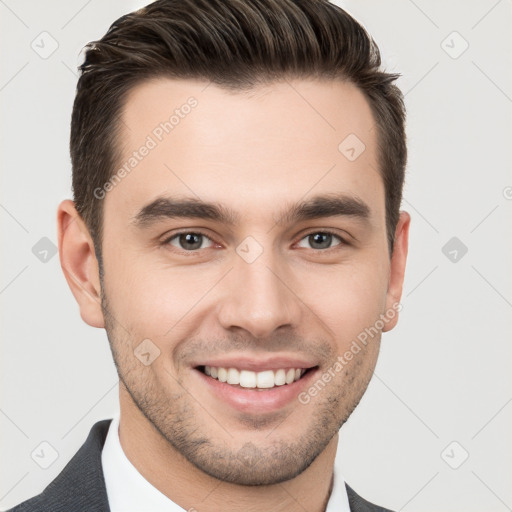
[57,199,105,328]
[383,211,410,332]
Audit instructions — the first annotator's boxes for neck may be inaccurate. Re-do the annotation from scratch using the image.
[118,385,338,512]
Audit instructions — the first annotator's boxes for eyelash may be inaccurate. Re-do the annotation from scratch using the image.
[161,229,348,255]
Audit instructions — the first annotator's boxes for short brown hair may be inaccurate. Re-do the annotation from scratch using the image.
[71,0,407,268]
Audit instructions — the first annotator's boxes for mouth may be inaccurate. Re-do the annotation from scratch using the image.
[192,362,321,413]
[195,364,318,391]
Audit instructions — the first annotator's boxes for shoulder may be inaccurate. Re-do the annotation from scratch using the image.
[6,419,112,512]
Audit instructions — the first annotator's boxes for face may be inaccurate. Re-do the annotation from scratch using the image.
[84,78,407,485]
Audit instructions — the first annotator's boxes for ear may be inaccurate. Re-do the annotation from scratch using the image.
[383,211,410,332]
[57,199,105,328]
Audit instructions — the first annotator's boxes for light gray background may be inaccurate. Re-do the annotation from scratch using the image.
[1,1,511,510]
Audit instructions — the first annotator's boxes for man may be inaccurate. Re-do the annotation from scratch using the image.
[9,0,409,510]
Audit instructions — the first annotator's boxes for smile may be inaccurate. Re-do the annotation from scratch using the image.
[198,365,313,390]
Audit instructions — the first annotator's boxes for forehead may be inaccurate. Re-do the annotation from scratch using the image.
[106,77,383,227]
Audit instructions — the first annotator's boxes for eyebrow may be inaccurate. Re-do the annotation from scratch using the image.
[131,193,370,228]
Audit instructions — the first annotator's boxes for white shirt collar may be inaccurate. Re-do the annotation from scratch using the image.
[101,413,350,512]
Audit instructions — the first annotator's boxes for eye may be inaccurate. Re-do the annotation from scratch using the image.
[162,229,346,254]
[296,231,345,250]
[164,231,215,251]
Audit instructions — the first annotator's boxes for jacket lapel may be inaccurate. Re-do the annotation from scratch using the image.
[345,483,395,512]
[8,419,112,511]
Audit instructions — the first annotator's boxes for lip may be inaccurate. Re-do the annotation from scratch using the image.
[193,365,319,414]
[192,356,318,373]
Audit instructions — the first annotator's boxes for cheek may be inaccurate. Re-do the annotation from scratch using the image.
[103,234,390,344]
[305,262,389,343]
[102,254,218,339]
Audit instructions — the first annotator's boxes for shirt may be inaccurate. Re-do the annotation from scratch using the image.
[102,413,351,512]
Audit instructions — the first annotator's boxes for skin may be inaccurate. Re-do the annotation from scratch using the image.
[58,77,409,512]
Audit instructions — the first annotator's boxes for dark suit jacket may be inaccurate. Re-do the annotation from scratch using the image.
[7,419,394,512]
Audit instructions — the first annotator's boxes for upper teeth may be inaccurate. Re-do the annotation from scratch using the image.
[204,366,306,389]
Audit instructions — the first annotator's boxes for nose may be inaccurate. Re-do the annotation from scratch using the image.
[216,249,301,339]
